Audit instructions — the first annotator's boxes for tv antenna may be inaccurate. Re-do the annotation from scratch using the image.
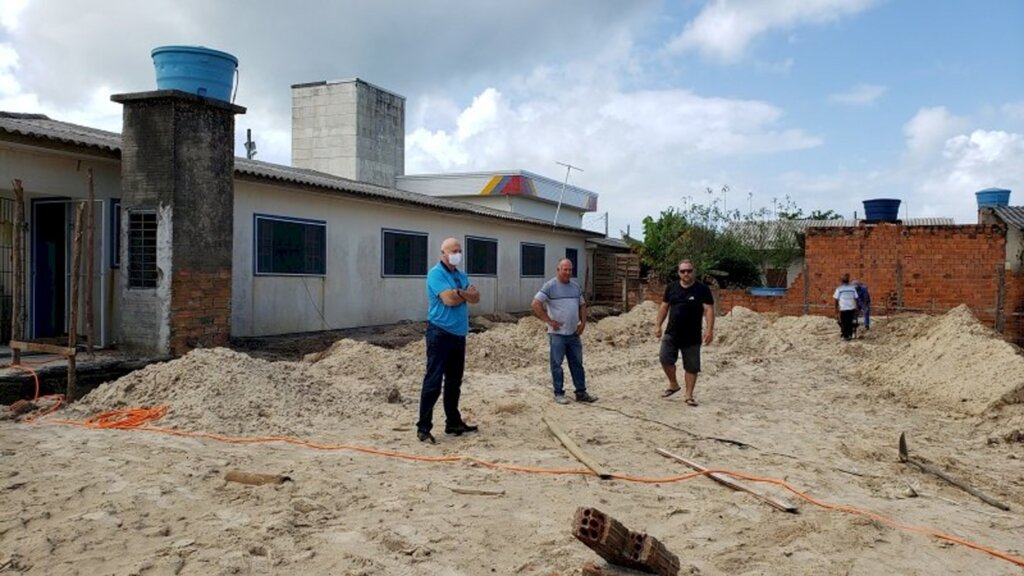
[244,128,257,160]
[553,161,583,229]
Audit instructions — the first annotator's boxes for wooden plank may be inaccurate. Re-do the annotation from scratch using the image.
[9,340,76,357]
[67,203,84,401]
[85,169,95,354]
[544,414,611,479]
[11,179,25,365]
[656,448,798,513]
[224,470,291,486]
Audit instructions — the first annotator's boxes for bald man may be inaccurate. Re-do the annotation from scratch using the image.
[416,237,481,444]
[532,258,596,404]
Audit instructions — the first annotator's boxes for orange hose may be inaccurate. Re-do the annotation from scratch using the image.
[26,407,1024,569]
[6,363,64,421]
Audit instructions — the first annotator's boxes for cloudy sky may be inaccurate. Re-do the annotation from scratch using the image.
[2,0,1022,237]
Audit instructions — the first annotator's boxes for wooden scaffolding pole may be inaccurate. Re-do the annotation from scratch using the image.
[66,202,84,401]
[85,169,95,355]
[10,180,25,365]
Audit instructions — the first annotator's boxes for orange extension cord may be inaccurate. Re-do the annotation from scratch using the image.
[7,363,64,421]
[16,404,1024,569]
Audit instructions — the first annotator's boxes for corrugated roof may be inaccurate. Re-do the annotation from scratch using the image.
[0,112,121,153]
[0,111,598,236]
[586,237,632,250]
[991,206,1024,229]
[234,159,598,235]
[726,217,957,246]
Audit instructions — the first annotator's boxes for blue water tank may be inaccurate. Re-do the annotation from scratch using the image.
[749,287,787,297]
[863,198,901,222]
[975,188,1011,208]
[151,46,238,102]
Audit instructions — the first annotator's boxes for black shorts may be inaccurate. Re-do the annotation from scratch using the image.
[659,335,701,373]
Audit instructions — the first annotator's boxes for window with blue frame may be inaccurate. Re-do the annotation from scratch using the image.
[255,215,327,276]
[465,236,498,276]
[520,242,545,277]
[382,229,428,276]
[565,247,578,278]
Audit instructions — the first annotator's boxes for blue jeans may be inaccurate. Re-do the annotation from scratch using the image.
[417,323,465,434]
[549,334,586,397]
[862,306,871,329]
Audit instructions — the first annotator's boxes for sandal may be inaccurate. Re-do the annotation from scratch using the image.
[685,398,698,407]
[662,388,681,398]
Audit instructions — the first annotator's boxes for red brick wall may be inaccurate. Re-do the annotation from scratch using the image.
[169,269,231,355]
[642,223,1024,344]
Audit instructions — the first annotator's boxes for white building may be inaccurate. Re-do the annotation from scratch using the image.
[0,78,603,355]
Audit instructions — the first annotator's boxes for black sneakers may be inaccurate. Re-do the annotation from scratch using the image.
[575,392,598,403]
[445,422,480,436]
[417,430,436,444]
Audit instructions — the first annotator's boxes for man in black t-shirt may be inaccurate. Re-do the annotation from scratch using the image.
[654,259,715,406]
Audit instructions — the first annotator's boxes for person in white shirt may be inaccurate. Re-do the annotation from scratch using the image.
[833,273,859,341]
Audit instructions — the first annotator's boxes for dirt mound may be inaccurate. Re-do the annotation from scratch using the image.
[71,348,401,438]
[858,305,1024,414]
[586,301,660,347]
[305,338,421,384]
[714,306,836,358]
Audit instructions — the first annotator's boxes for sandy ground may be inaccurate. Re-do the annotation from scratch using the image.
[2,303,1023,575]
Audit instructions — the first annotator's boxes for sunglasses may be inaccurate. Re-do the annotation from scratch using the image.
[678,269,694,273]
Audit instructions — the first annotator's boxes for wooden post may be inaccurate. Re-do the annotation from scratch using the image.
[543,414,611,479]
[85,169,95,355]
[802,263,809,315]
[67,202,84,402]
[895,261,904,311]
[656,449,798,513]
[11,180,25,365]
[224,470,291,486]
[995,266,1006,334]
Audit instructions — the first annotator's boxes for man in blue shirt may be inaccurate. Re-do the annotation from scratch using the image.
[417,237,480,444]
[855,281,871,331]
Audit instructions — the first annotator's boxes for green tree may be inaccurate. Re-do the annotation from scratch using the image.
[627,186,760,286]
[807,209,843,220]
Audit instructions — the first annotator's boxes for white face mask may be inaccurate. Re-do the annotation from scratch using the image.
[448,252,463,267]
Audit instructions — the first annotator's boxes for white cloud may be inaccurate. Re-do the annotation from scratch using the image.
[1002,101,1024,122]
[828,83,886,106]
[903,106,969,160]
[667,0,877,62]
[0,0,29,31]
[405,58,822,237]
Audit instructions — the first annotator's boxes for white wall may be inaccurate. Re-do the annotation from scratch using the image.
[0,145,121,346]
[232,180,591,336]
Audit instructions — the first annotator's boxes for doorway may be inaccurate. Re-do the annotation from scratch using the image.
[31,200,71,338]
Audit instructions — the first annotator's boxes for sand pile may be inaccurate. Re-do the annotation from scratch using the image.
[463,315,549,371]
[714,306,837,358]
[858,305,1024,413]
[71,348,400,438]
[305,338,421,385]
[585,301,659,348]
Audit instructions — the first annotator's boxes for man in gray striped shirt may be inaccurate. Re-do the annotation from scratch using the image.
[531,258,597,404]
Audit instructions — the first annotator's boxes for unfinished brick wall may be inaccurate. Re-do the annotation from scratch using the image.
[170,269,232,355]
[643,223,1024,345]
[806,223,1007,323]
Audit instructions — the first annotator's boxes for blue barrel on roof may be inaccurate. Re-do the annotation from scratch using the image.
[975,188,1011,208]
[151,45,238,102]
[863,198,901,222]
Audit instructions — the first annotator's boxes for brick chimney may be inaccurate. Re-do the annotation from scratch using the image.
[111,90,245,356]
